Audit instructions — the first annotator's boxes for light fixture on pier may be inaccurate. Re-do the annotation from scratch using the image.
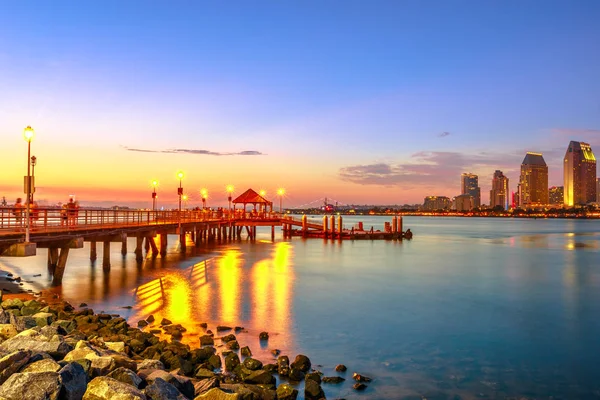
[277,188,285,213]
[226,185,234,214]
[23,126,35,243]
[151,180,159,211]
[201,188,208,209]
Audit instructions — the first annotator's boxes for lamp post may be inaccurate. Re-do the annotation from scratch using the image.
[30,156,37,203]
[151,180,158,211]
[23,126,34,242]
[177,171,184,230]
[277,188,285,213]
[201,188,208,209]
[182,194,188,210]
[226,185,234,215]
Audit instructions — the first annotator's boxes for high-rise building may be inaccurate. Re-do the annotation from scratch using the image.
[597,178,600,203]
[461,173,481,208]
[563,141,597,206]
[519,152,548,206]
[422,196,451,211]
[455,194,474,211]
[489,170,509,210]
[549,186,564,205]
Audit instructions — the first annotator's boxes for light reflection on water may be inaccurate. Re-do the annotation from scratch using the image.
[2,217,600,399]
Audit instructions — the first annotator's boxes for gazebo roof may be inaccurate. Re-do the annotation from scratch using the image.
[232,189,272,204]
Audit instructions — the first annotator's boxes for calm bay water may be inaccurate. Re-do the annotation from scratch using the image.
[2,216,600,399]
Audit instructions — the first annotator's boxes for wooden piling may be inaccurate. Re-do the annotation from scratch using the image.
[90,241,97,261]
[121,236,127,256]
[135,236,144,262]
[53,247,70,285]
[160,234,167,257]
[103,241,111,269]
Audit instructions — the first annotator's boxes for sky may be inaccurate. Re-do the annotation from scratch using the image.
[1,1,599,208]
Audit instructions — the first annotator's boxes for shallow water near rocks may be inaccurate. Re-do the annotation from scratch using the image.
[2,216,600,399]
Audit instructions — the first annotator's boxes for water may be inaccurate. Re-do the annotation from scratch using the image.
[2,216,600,399]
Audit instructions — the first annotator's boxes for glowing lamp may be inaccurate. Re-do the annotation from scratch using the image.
[23,126,35,142]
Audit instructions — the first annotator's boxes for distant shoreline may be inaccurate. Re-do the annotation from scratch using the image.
[291,212,600,219]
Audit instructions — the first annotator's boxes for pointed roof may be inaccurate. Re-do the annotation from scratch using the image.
[522,152,547,166]
[232,189,271,204]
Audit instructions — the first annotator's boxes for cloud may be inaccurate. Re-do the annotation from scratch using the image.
[123,146,265,156]
[438,131,451,138]
[553,128,600,137]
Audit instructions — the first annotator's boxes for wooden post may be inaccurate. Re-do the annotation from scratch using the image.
[148,236,159,258]
[398,216,403,237]
[144,237,150,252]
[90,241,97,261]
[121,236,127,256]
[47,247,59,275]
[322,216,328,239]
[134,236,144,262]
[302,215,307,237]
[271,225,275,241]
[103,241,111,269]
[338,215,343,237]
[253,226,257,240]
[330,215,336,239]
[392,216,397,233]
[180,231,186,252]
[52,247,70,285]
[217,226,222,241]
[160,233,167,257]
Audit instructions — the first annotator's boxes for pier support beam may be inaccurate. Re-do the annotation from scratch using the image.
[271,225,275,241]
[160,234,167,257]
[103,241,111,270]
[179,231,186,253]
[90,241,97,261]
[47,247,59,275]
[52,247,70,285]
[134,236,144,262]
[147,236,159,257]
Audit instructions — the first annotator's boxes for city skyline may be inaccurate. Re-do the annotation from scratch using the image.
[1,2,600,208]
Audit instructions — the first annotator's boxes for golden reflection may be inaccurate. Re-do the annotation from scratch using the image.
[193,260,213,319]
[164,274,192,325]
[252,260,271,327]
[217,249,242,323]
[273,242,293,329]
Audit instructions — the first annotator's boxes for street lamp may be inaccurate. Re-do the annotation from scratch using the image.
[177,171,184,212]
[201,188,208,209]
[23,126,34,243]
[226,185,234,214]
[151,180,159,211]
[277,188,285,213]
[30,156,37,203]
[182,194,188,210]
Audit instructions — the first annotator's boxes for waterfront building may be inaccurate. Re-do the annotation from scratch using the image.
[455,194,474,211]
[598,178,600,203]
[518,152,548,207]
[563,141,597,206]
[461,173,481,208]
[490,170,509,210]
[422,196,451,211]
[549,186,564,205]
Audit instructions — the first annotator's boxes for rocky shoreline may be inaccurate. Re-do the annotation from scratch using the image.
[0,292,372,399]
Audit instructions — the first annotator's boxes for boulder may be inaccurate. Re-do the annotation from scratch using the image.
[199,335,214,346]
[220,334,236,343]
[242,369,275,385]
[334,364,346,372]
[146,315,155,323]
[89,356,117,377]
[1,298,23,309]
[215,326,231,332]
[0,324,18,340]
[82,376,146,400]
[139,359,165,370]
[0,371,62,400]
[107,367,142,388]
[0,350,32,384]
[352,372,372,382]
[9,314,37,332]
[195,368,216,380]
[145,370,194,399]
[144,377,187,400]
[0,310,9,324]
[21,358,62,373]
[194,377,219,396]
[195,387,239,400]
[304,379,325,400]
[224,353,240,371]
[288,368,305,382]
[276,384,298,400]
[160,318,172,326]
[353,382,367,390]
[290,354,311,373]
[277,355,290,377]
[59,362,88,400]
[220,383,275,400]
[208,354,221,370]
[138,320,149,328]
[258,332,269,340]
[105,342,126,353]
[239,346,252,357]
[305,372,321,384]
[225,340,239,350]
[241,357,262,371]
[322,376,345,384]
[32,312,55,327]
[0,330,73,359]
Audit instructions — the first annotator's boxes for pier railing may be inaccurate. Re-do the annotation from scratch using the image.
[0,207,284,235]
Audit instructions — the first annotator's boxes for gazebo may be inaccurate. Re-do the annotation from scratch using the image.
[232,189,273,216]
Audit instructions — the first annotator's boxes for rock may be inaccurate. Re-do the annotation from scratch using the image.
[225,340,239,350]
[195,387,239,400]
[242,369,275,385]
[270,349,280,356]
[63,341,102,361]
[276,383,298,400]
[194,377,219,395]
[224,353,240,371]
[220,383,275,400]
[107,367,142,388]
[0,324,18,340]
[353,382,367,390]
[83,376,146,400]
[198,322,208,329]
[216,326,231,332]
[304,379,325,400]
[0,371,62,400]
[234,326,244,333]
[352,372,372,382]
[335,364,347,372]
[323,376,345,384]
[220,334,236,343]
[21,358,62,373]
[160,318,172,326]
[105,342,126,353]
[263,363,277,373]
[139,359,165,370]
[208,354,221,370]
[1,298,23,309]
[306,372,321,384]
[288,368,305,382]
[138,320,149,328]
[80,303,88,307]
[195,368,216,380]
[240,346,252,357]
[89,356,117,377]
[0,330,73,359]
[200,335,214,346]
[290,354,311,373]
[242,357,262,371]
[277,355,290,377]
[9,314,37,331]
[0,350,32,384]
[259,331,269,340]
[146,315,155,323]
[59,362,88,400]
[145,370,194,399]
[0,310,9,324]
[144,377,187,400]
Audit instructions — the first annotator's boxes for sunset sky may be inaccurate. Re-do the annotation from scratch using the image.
[1,1,599,208]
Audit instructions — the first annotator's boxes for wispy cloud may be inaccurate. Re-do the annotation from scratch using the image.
[553,128,600,137]
[123,146,265,156]
[438,131,451,138]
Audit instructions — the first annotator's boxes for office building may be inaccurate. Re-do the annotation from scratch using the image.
[423,196,451,211]
[518,152,548,206]
[548,186,564,205]
[455,194,474,211]
[563,141,597,206]
[490,170,509,210]
[461,173,481,208]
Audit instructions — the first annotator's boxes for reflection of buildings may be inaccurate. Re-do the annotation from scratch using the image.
[422,196,451,210]
[490,170,509,210]
[518,152,548,207]
[461,173,481,208]
[549,186,564,205]
[563,141,597,206]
